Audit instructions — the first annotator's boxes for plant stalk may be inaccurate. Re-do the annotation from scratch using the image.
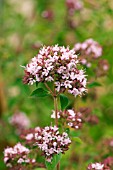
[54,96,58,127]
[57,162,60,170]
[44,83,54,96]
[53,96,60,170]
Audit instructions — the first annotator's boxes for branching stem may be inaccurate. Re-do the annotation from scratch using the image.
[45,83,60,170]
[44,83,54,96]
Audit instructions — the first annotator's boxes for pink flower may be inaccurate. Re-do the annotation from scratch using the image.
[74,38,103,68]
[9,111,30,130]
[34,126,71,162]
[88,163,104,170]
[4,143,35,167]
[66,0,83,15]
[25,133,34,140]
[51,109,82,130]
[23,45,87,97]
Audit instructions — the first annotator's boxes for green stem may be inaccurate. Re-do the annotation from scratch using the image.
[54,96,58,127]
[46,84,60,170]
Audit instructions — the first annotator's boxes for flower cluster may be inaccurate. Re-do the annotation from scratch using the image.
[35,126,71,162]
[20,126,71,162]
[51,109,82,130]
[9,112,30,132]
[87,162,110,170]
[103,157,113,168]
[66,0,83,15]
[74,38,102,68]
[4,143,35,168]
[23,45,87,97]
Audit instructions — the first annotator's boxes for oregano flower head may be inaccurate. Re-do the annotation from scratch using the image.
[87,162,110,170]
[23,45,87,97]
[20,126,71,162]
[74,38,102,68]
[4,143,35,168]
[34,126,71,162]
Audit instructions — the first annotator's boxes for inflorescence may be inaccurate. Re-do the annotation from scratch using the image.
[51,109,82,130]
[87,162,110,170]
[74,38,102,68]
[20,126,71,162]
[4,143,35,168]
[9,111,30,132]
[23,45,87,97]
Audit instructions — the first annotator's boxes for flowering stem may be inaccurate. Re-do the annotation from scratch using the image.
[53,96,60,170]
[54,96,58,127]
[57,162,60,170]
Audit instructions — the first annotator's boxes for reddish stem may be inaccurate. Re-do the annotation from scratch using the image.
[54,96,58,126]
[45,83,60,170]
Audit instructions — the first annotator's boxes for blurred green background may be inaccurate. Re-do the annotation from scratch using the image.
[1,0,113,169]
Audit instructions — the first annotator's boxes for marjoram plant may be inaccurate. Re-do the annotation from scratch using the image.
[5,44,109,170]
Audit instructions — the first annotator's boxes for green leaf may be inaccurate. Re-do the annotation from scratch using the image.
[60,94,69,110]
[88,82,102,88]
[30,88,50,97]
[70,130,81,137]
[45,153,62,170]
[72,137,83,144]
[65,128,70,135]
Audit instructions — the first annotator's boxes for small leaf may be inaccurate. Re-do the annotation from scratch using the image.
[60,94,69,110]
[31,88,50,97]
[88,82,102,88]
[45,153,62,170]
[72,137,83,144]
[65,128,70,135]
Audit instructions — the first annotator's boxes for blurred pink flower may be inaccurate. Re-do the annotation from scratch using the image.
[66,0,83,15]
[74,38,102,59]
[9,111,30,131]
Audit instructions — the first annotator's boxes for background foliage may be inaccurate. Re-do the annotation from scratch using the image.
[0,0,113,169]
